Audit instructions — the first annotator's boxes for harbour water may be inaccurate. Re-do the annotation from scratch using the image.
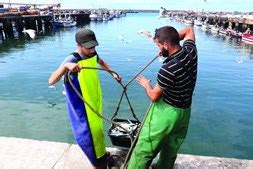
[0,13,253,160]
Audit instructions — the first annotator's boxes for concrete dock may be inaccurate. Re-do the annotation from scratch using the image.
[0,137,252,169]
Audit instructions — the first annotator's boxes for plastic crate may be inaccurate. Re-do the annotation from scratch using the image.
[108,118,140,148]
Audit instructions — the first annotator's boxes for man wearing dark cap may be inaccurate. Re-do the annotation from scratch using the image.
[49,28,121,169]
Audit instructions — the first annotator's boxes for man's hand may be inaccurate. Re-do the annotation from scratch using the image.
[136,75,151,89]
[49,62,81,85]
[136,75,163,102]
[112,72,122,83]
[65,63,81,72]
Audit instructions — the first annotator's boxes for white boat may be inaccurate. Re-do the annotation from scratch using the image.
[115,10,121,18]
[219,29,227,35]
[210,25,219,34]
[96,15,103,21]
[102,14,109,21]
[184,19,194,25]
[109,10,116,18]
[202,24,210,30]
[62,20,76,27]
[89,13,98,21]
[194,19,202,26]
[52,15,76,28]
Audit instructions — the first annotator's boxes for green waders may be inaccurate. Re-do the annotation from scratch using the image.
[127,100,191,169]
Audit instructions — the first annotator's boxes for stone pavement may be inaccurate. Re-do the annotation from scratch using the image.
[0,137,252,169]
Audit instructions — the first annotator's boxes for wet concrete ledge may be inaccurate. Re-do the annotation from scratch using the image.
[0,137,252,169]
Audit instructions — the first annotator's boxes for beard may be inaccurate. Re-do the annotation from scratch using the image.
[86,51,97,57]
[161,47,169,57]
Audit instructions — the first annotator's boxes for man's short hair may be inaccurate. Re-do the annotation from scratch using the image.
[154,26,179,45]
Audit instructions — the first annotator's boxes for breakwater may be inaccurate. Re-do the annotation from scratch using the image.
[0,13,90,41]
[164,10,253,33]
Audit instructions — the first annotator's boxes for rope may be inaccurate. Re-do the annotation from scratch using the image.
[111,54,160,120]
[52,143,72,168]
[125,55,160,87]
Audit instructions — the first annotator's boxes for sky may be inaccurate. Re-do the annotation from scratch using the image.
[1,0,252,12]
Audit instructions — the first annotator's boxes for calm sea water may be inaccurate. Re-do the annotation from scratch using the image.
[0,13,253,159]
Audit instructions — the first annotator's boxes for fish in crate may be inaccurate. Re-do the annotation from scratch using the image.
[108,119,140,148]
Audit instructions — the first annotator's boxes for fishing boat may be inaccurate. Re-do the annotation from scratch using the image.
[210,25,219,34]
[219,28,227,35]
[202,23,210,31]
[52,14,76,28]
[52,19,76,28]
[194,19,203,26]
[242,34,253,44]
[62,20,77,27]
[89,12,98,21]
[102,14,109,21]
[184,19,194,25]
